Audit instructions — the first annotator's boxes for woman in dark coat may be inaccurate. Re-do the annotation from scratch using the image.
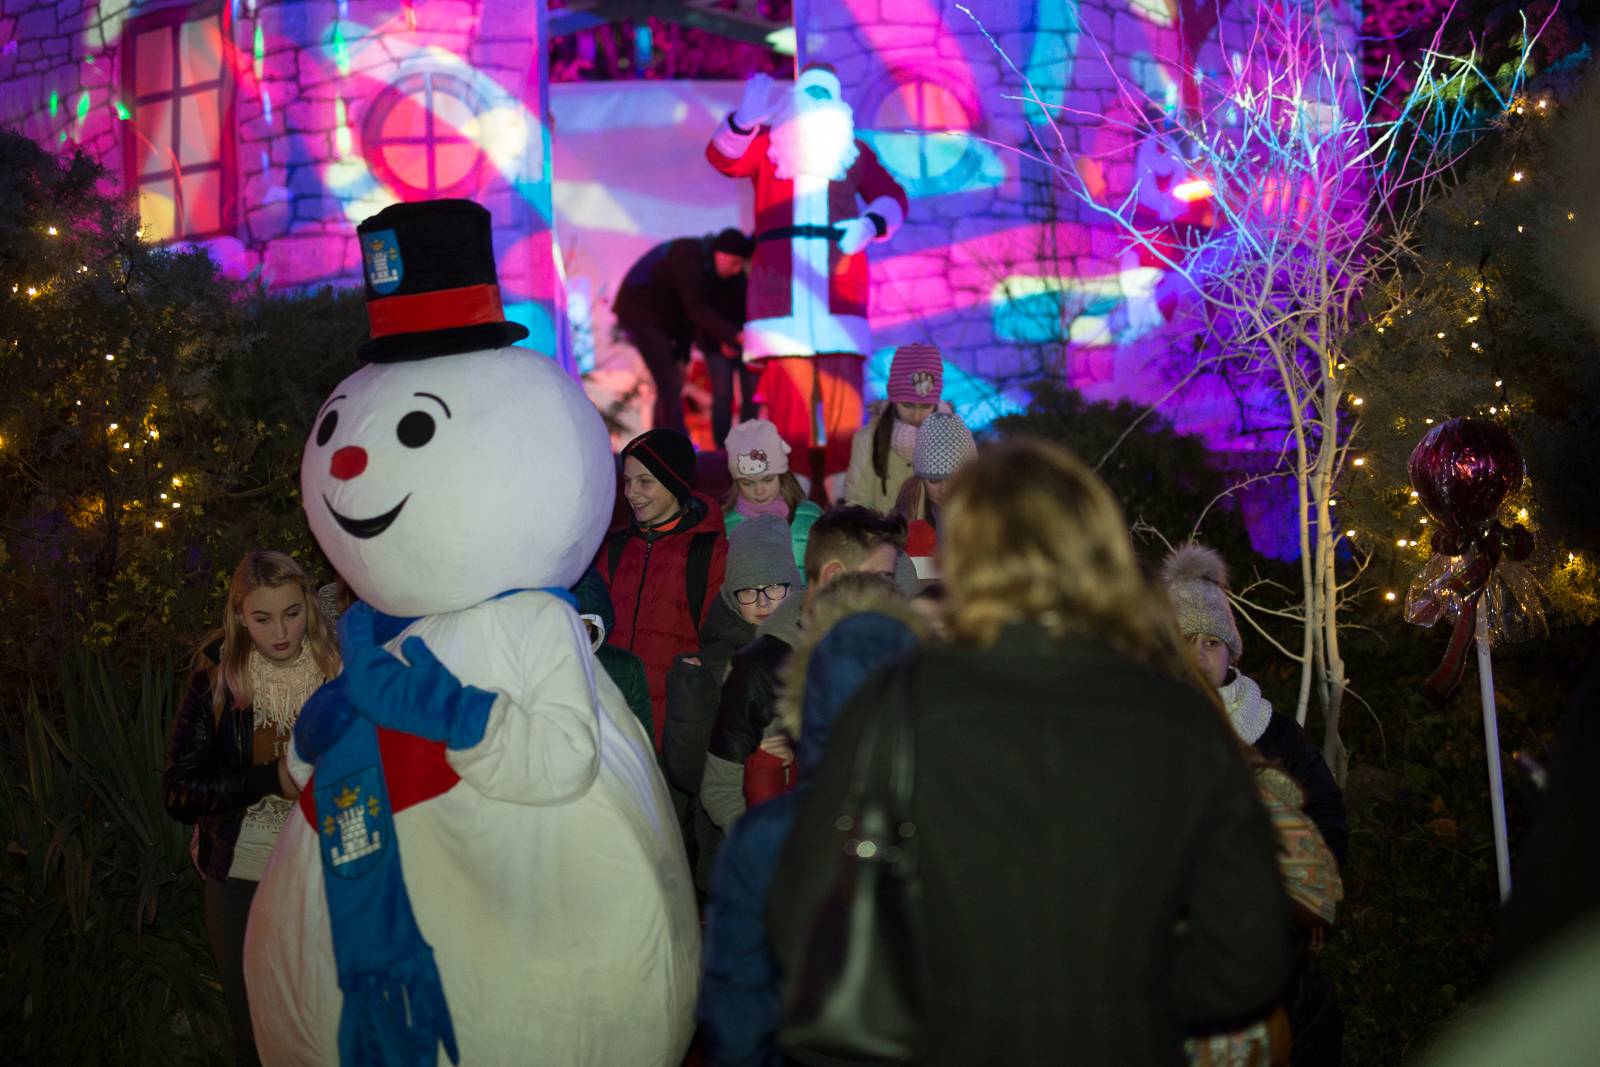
[767,439,1294,1066]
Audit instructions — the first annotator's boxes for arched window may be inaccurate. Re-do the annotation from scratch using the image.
[362,72,488,200]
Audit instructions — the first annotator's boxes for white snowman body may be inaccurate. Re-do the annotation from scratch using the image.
[243,348,699,1065]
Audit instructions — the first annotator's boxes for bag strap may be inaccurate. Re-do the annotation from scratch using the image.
[840,694,917,869]
[604,528,627,580]
[684,529,718,630]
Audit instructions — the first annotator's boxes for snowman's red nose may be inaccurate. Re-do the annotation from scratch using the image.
[330,446,368,480]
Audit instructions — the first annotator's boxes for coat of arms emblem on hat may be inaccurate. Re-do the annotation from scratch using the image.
[363,229,404,295]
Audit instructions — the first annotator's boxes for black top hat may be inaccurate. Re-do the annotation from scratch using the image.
[356,199,530,363]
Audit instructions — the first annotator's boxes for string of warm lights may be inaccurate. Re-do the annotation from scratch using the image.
[4,221,192,536]
[1330,90,1592,607]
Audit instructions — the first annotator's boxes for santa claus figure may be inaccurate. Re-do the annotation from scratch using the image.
[707,64,908,486]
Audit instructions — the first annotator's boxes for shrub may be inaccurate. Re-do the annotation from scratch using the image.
[990,376,1258,564]
[0,651,227,1064]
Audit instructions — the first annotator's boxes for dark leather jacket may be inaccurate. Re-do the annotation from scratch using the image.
[163,642,283,881]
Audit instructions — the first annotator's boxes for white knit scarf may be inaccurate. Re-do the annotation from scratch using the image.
[248,641,325,735]
[1219,670,1273,746]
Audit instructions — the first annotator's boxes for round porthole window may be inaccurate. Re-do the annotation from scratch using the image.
[861,71,984,196]
[362,71,489,200]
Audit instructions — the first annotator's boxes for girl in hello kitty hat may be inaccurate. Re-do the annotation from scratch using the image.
[722,418,822,577]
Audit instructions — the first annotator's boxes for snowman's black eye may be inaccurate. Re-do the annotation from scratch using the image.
[315,409,339,446]
[397,410,435,448]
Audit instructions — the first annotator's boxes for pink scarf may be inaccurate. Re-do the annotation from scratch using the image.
[736,495,791,520]
[891,418,919,463]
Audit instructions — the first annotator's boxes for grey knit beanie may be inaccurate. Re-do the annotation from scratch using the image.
[1161,543,1243,661]
[723,515,800,609]
[913,411,976,480]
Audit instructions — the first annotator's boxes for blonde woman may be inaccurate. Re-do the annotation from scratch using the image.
[767,439,1292,1066]
[164,550,339,1066]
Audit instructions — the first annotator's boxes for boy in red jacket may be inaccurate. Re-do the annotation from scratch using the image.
[597,429,728,749]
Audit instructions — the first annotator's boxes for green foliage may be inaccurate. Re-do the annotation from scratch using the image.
[992,376,1257,562]
[1344,63,1600,625]
[0,651,228,1064]
[0,130,365,687]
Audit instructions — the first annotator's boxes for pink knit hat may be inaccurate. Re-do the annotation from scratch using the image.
[886,343,943,404]
[725,418,790,477]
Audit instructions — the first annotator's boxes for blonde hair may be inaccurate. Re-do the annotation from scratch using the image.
[941,439,1192,683]
[774,571,924,738]
[200,550,340,716]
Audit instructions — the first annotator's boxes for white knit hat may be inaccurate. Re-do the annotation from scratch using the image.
[912,412,976,480]
[1161,543,1243,661]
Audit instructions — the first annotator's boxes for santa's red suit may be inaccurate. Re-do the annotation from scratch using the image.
[706,67,908,478]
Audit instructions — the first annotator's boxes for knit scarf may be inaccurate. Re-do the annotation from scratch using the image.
[249,641,325,734]
[1219,671,1273,746]
[298,588,576,1067]
[735,494,790,520]
[891,418,918,463]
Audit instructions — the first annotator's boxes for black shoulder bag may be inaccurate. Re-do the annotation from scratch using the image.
[778,697,923,1064]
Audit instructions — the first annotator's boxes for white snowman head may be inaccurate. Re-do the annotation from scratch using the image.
[302,347,614,617]
[301,199,614,618]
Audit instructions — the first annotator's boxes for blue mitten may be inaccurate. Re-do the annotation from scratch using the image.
[293,676,359,764]
[338,603,495,751]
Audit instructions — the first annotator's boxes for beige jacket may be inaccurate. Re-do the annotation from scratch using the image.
[841,405,916,513]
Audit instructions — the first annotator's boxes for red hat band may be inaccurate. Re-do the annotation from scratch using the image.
[366,283,507,340]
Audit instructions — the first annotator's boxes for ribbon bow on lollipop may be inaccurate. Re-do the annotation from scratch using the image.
[1403,418,1546,700]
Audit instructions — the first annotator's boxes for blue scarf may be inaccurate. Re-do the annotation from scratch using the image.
[294,588,578,1066]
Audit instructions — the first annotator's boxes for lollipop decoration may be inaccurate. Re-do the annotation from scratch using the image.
[1404,416,1546,901]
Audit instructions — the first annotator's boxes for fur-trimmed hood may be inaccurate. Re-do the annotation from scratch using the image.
[775,579,925,781]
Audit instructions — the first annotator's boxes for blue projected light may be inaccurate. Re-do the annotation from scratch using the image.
[503,300,558,357]
[633,25,653,71]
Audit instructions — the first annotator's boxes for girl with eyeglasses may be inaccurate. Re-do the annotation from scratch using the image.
[663,515,802,891]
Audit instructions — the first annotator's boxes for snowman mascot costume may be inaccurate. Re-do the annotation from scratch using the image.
[243,200,699,1066]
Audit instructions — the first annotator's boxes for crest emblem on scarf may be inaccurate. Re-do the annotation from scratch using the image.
[318,767,387,878]
[362,229,404,295]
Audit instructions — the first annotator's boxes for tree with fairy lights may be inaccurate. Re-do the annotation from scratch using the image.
[967,2,1551,780]
[1343,57,1600,626]
[0,131,363,684]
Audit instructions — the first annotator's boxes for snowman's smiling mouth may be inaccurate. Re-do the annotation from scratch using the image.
[324,494,410,539]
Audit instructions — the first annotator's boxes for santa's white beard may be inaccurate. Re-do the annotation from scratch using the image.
[767,99,860,182]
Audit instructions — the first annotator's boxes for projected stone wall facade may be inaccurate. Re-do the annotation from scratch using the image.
[0,0,563,353]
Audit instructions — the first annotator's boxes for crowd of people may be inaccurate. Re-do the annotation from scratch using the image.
[162,337,1364,1065]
